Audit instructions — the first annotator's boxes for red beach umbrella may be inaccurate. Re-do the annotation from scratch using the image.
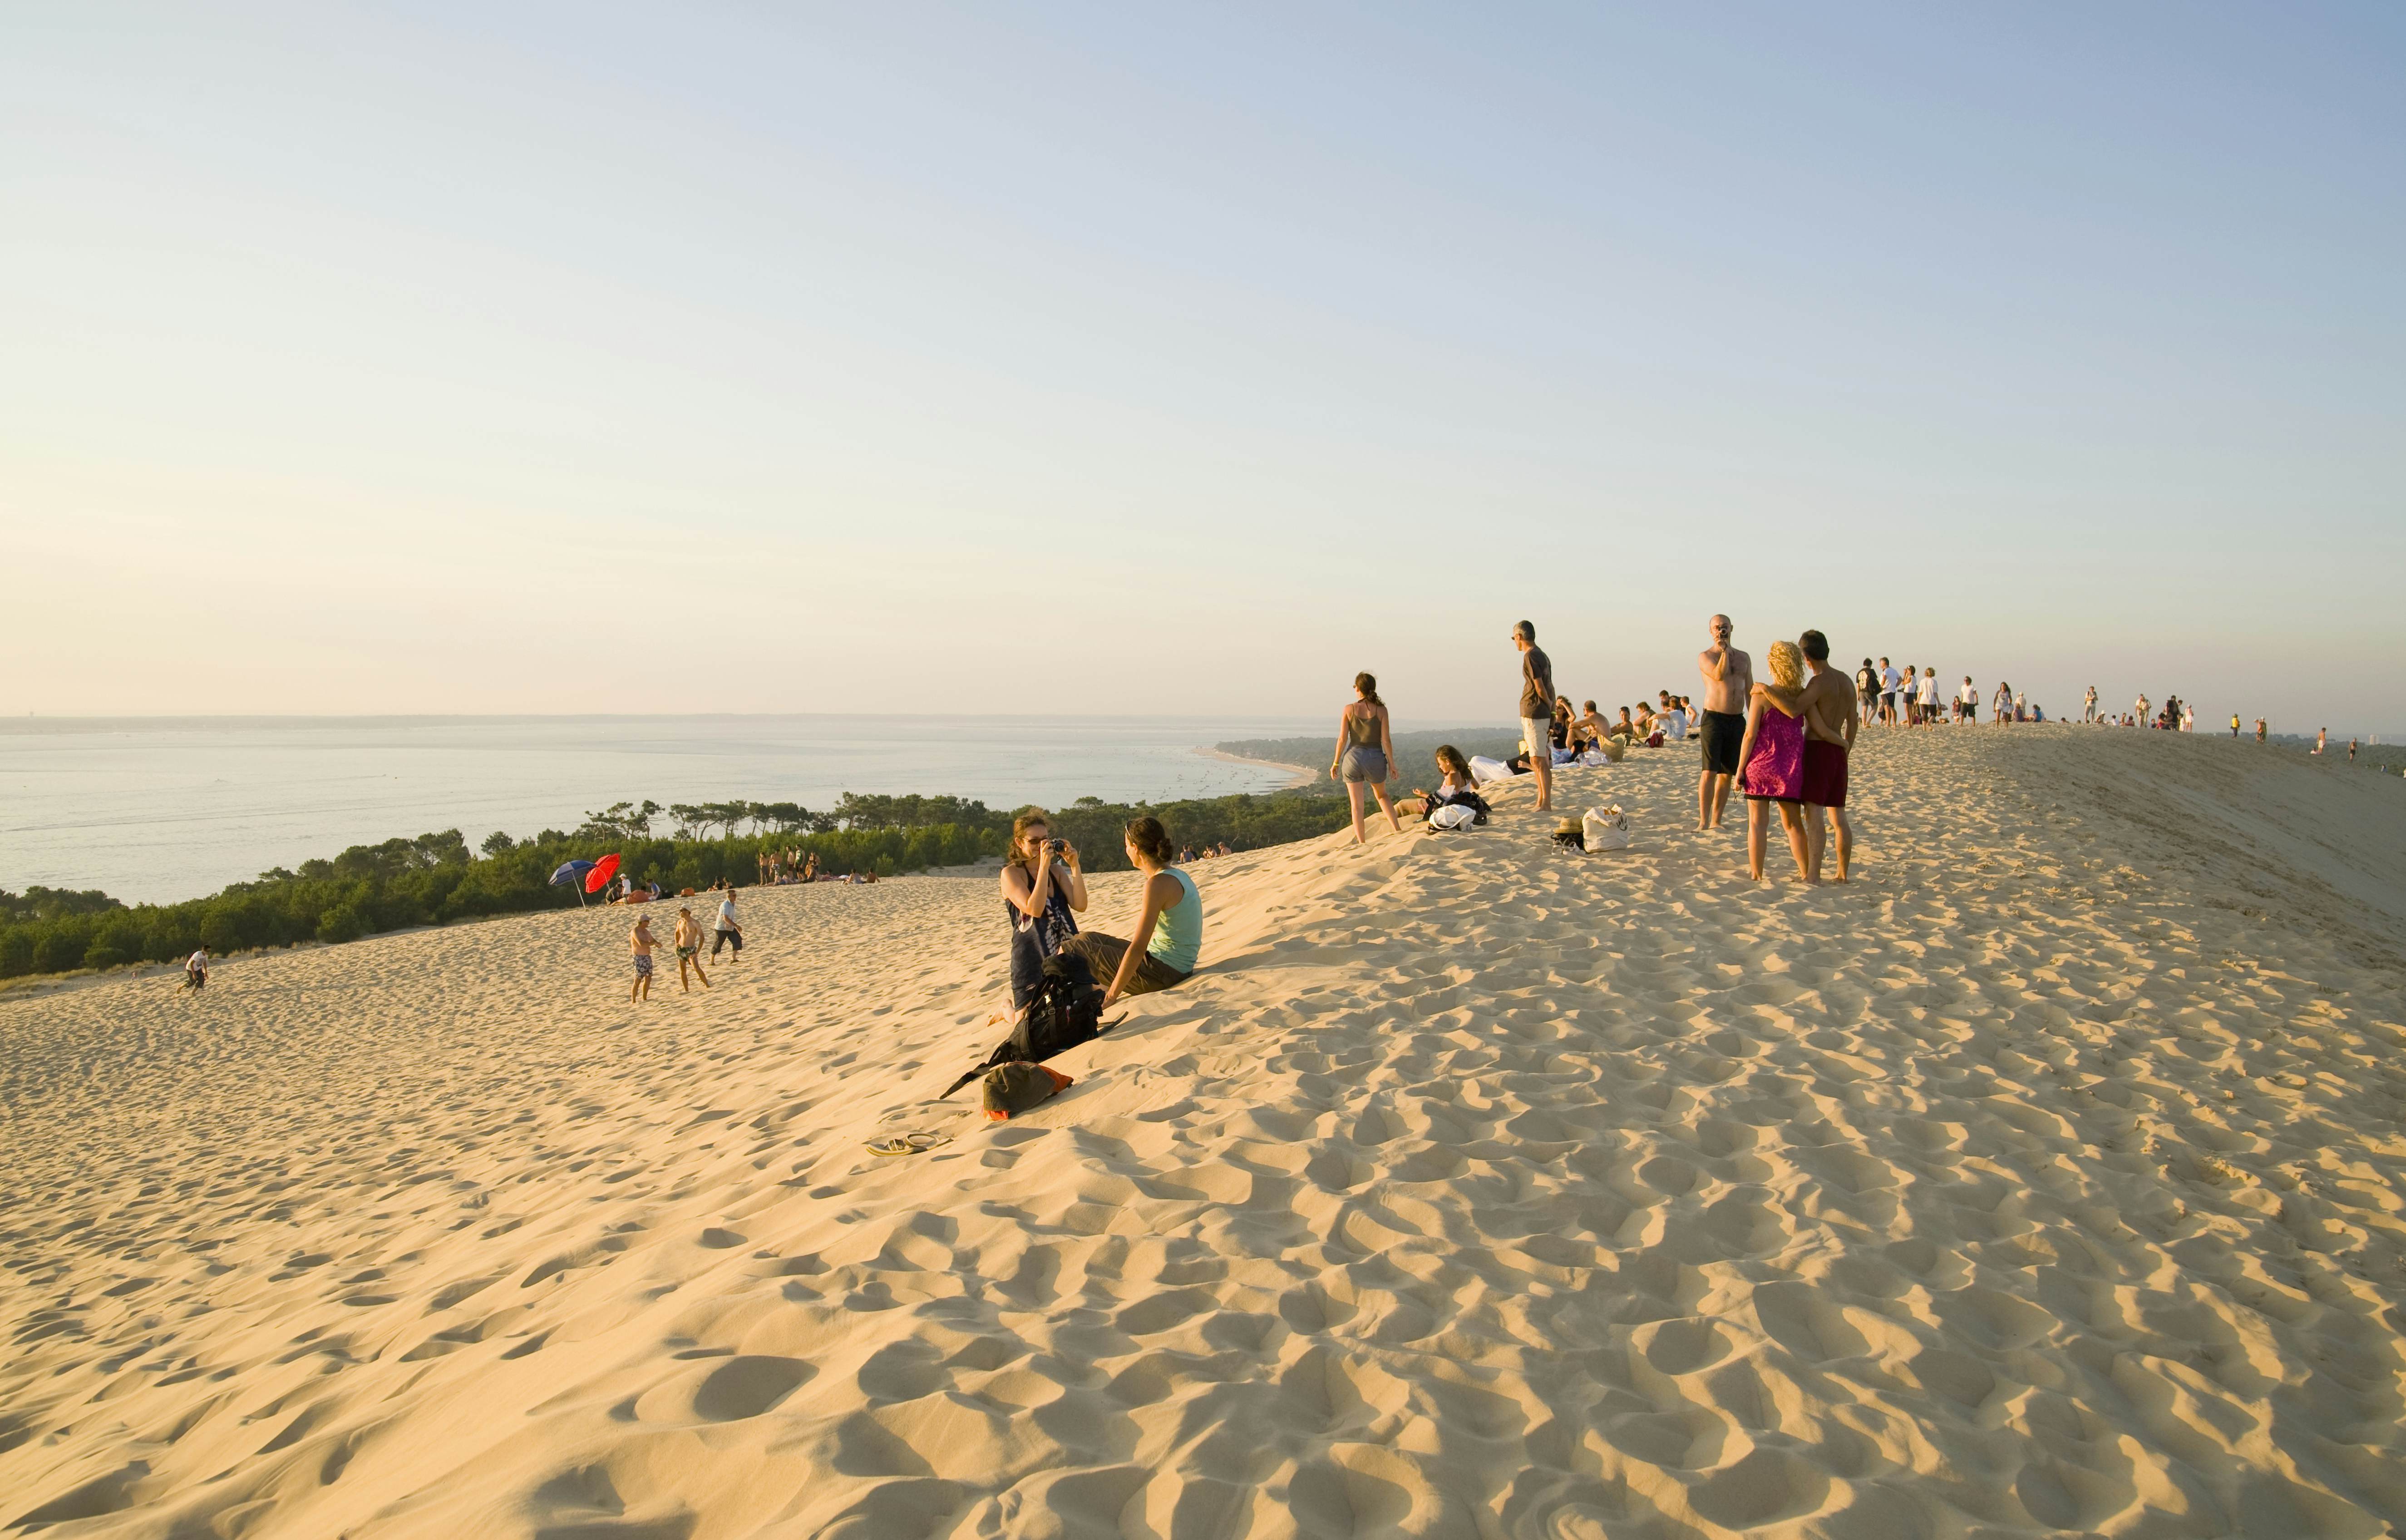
[585,853,622,894]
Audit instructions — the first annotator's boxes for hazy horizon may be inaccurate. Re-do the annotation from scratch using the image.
[6,5,2400,732]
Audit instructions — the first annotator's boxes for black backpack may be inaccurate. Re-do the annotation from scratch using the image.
[940,951,1110,1099]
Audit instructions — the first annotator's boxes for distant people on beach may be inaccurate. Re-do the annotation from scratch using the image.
[1512,621,1557,814]
[1799,630,1857,881]
[2256,718,2268,743]
[629,915,656,1001]
[1736,640,1814,882]
[1878,658,1902,726]
[1917,667,1938,726]
[673,906,710,992]
[1001,809,1085,1012]
[182,947,208,991]
[1993,682,2013,723]
[1957,675,1978,723]
[1696,614,1752,830]
[2083,684,2099,723]
[2315,727,2328,755]
[1331,671,1402,843]
[1058,816,1203,1009]
[1854,658,1879,723]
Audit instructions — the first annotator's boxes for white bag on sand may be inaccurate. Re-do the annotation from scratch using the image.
[1583,805,1631,851]
[1578,749,1608,768]
[1468,755,1512,785]
[1427,803,1478,832]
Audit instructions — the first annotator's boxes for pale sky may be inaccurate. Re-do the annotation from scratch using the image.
[5,4,2401,731]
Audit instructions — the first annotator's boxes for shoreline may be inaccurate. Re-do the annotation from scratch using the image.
[1194,744,1317,790]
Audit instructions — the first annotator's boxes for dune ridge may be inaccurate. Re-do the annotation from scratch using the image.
[4,728,2404,1538]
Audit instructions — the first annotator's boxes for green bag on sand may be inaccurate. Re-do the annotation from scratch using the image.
[983,1062,1073,1121]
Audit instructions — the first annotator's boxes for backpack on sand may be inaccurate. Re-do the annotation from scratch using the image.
[940,951,1111,1100]
[983,1062,1073,1120]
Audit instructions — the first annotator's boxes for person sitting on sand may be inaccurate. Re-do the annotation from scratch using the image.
[1614,706,1637,743]
[630,915,657,1001]
[1059,816,1203,1010]
[1001,808,1086,1013]
[1575,700,1612,751]
[672,906,710,992]
[1330,671,1402,843]
[1399,744,1483,817]
[1735,640,1815,883]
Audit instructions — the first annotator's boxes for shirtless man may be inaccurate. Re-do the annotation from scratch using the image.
[1512,620,1555,813]
[672,905,710,993]
[1696,614,1753,830]
[1796,630,1859,881]
[629,915,657,1002]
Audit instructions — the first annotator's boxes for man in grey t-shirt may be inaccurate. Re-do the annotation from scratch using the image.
[1513,620,1555,813]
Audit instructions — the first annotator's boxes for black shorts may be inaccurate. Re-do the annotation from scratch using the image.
[1701,710,1745,776]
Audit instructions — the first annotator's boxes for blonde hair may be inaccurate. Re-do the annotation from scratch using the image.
[1766,640,1804,689]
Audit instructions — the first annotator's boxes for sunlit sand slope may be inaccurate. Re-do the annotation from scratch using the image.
[4,727,2403,1538]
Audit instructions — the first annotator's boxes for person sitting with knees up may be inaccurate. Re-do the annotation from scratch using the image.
[1001,808,1087,1014]
[1059,816,1202,1010]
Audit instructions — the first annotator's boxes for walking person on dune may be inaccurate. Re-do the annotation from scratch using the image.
[1329,672,1402,843]
[182,947,208,992]
[673,905,710,992]
[710,888,743,961]
[1797,630,1858,881]
[1697,614,1753,830]
[629,915,657,1002]
[1512,621,1557,815]
[1735,640,1815,882]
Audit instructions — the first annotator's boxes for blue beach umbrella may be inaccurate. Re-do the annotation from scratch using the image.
[550,859,596,906]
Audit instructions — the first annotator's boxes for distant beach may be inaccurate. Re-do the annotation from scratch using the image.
[0,715,1320,904]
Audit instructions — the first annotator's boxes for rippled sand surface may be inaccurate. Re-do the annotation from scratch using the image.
[5,728,2404,1538]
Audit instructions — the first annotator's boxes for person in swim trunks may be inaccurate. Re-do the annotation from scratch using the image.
[1696,614,1753,830]
[1796,629,1859,881]
[673,905,710,993]
[630,915,657,1002]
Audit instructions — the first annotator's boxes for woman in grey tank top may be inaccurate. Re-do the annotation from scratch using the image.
[1330,672,1401,844]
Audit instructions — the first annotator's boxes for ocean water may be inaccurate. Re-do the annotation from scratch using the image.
[0,715,1316,905]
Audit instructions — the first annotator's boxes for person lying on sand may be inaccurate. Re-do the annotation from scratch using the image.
[630,915,657,1002]
[1057,817,1203,1010]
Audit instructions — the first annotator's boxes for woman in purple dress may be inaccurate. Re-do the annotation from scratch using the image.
[1735,640,1815,882]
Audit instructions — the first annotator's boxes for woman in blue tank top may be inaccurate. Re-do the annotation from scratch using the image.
[1058,816,1203,1009]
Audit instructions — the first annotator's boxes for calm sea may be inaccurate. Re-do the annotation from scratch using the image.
[0,715,1316,905]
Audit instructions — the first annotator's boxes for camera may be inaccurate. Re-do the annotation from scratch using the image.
[1047,838,1067,855]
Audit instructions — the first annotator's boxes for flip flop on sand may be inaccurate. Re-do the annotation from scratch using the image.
[865,1131,952,1157]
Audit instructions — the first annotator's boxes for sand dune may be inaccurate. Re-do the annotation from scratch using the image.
[5,728,2404,1538]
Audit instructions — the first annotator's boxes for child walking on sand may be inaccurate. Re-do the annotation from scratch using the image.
[630,915,657,1001]
[673,906,710,992]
